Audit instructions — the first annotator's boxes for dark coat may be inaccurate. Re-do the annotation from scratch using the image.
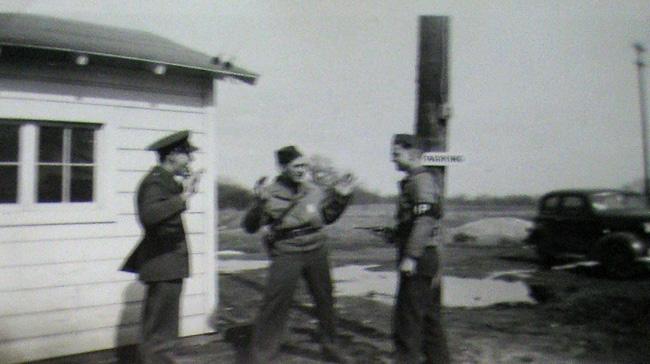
[241,175,351,253]
[395,167,442,259]
[121,166,190,282]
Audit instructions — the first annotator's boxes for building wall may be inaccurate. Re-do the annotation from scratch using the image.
[0,66,218,363]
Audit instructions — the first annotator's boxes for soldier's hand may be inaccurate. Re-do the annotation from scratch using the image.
[399,256,417,276]
[253,176,270,201]
[334,173,356,196]
[182,169,203,200]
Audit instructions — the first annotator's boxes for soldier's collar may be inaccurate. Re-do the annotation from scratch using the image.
[153,165,174,177]
[408,166,429,177]
[274,174,309,197]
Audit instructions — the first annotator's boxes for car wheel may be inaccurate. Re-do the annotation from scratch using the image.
[596,233,639,279]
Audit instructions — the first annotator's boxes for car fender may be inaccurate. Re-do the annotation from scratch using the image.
[593,232,643,262]
[525,226,547,245]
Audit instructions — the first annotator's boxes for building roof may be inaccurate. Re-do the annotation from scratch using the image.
[0,13,257,84]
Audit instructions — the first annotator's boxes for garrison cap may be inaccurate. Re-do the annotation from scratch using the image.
[392,133,417,149]
[276,145,303,166]
[146,130,198,154]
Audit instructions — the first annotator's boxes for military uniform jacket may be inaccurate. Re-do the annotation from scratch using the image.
[121,166,190,282]
[395,167,442,259]
[242,175,351,253]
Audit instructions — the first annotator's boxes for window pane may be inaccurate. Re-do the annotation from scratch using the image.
[542,196,559,211]
[71,166,93,202]
[71,129,94,163]
[39,126,63,162]
[0,124,19,162]
[563,197,584,208]
[0,166,18,203]
[38,165,62,202]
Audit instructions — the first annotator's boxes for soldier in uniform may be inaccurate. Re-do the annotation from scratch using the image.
[121,130,202,364]
[390,134,449,364]
[241,145,355,364]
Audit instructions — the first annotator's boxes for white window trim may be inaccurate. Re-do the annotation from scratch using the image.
[0,120,116,226]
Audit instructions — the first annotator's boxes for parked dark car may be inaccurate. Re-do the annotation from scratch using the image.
[526,189,650,278]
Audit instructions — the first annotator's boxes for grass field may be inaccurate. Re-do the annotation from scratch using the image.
[217,203,536,254]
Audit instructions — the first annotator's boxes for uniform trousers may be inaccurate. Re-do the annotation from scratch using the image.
[249,244,337,363]
[394,247,449,364]
[140,279,183,364]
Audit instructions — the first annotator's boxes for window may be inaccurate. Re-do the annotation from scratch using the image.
[541,196,560,213]
[0,120,99,205]
[37,126,95,203]
[561,196,586,215]
[0,124,19,203]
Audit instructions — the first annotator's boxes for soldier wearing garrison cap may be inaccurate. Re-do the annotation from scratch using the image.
[391,133,449,364]
[121,129,202,364]
[242,145,356,364]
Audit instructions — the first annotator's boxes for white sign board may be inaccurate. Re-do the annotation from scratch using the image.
[421,152,465,166]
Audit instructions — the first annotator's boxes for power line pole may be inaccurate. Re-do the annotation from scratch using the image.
[634,42,649,204]
[415,16,451,206]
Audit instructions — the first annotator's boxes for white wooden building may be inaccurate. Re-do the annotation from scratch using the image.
[0,13,256,363]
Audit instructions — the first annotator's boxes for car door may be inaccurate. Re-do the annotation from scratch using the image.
[558,195,592,254]
[537,194,561,235]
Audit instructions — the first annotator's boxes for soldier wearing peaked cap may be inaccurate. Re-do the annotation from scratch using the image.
[390,134,449,364]
[242,145,356,364]
[121,129,202,364]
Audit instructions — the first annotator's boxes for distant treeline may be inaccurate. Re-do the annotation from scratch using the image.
[447,194,537,207]
[217,181,394,209]
[217,182,255,210]
[217,181,537,210]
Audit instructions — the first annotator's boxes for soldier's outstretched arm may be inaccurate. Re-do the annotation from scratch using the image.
[320,173,356,224]
[241,177,270,233]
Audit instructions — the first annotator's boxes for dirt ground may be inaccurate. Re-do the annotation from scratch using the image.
[211,242,650,364]
[37,206,650,364]
[213,204,650,364]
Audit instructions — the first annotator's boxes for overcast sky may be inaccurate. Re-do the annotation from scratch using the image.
[3,1,650,196]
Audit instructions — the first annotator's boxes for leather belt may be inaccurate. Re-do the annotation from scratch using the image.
[273,227,321,241]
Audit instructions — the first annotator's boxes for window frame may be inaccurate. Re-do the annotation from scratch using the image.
[0,119,115,226]
[35,123,97,203]
[0,123,21,204]
[540,195,560,214]
[560,195,588,216]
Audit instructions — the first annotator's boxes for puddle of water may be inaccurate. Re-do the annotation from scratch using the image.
[333,264,535,307]
[218,258,536,308]
[218,259,269,274]
[487,269,535,280]
[333,265,395,304]
[551,261,599,270]
[218,250,245,256]
[443,276,535,307]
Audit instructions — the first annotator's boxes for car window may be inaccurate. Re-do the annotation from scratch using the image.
[541,196,560,213]
[561,196,586,215]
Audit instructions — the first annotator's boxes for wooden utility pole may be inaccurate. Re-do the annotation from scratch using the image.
[634,43,649,205]
[415,16,451,202]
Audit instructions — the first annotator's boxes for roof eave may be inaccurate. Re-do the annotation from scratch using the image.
[0,41,258,85]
